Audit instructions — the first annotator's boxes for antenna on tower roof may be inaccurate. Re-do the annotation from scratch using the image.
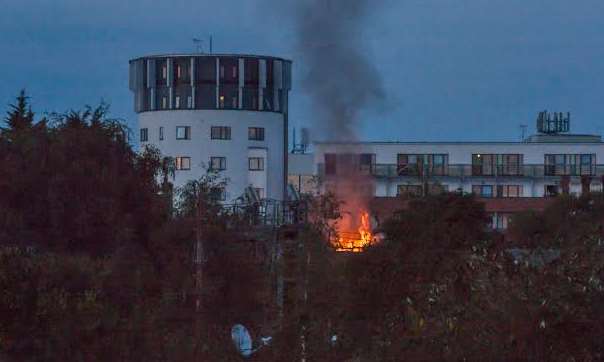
[192,38,203,53]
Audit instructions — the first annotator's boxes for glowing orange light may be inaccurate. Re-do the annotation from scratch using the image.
[334,211,375,253]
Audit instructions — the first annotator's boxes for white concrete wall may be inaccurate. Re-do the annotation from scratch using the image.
[139,109,285,202]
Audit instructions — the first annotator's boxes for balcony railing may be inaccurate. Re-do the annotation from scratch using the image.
[317,163,604,178]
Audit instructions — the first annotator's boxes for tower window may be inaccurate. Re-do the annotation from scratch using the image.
[140,128,148,142]
[159,126,164,141]
[175,157,191,170]
[248,127,265,141]
[249,157,264,171]
[211,126,231,140]
[210,157,227,171]
[176,126,191,140]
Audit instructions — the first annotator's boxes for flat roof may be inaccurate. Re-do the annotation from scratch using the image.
[129,53,292,64]
[314,139,603,146]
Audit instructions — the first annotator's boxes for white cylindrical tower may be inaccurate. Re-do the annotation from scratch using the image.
[129,53,292,202]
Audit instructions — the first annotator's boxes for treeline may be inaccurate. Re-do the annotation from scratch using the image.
[1,91,604,361]
[0,92,260,361]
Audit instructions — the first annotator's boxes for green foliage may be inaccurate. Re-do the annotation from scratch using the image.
[0,92,173,255]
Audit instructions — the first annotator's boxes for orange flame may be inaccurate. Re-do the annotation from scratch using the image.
[335,211,374,253]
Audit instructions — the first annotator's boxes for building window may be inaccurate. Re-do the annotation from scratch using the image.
[398,154,448,176]
[498,154,522,176]
[545,154,595,176]
[492,213,512,230]
[472,185,493,198]
[187,96,193,108]
[176,126,191,140]
[580,154,593,175]
[162,65,167,80]
[175,157,191,171]
[359,154,376,174]
[211,126,231,140]
[472,154,495,176]
[249,157,265,171]
[325,154,337,175]
[140,128,148,142]
[544,184,559,197]
[219,85,238,109]
[248,127,265,141]
[161,96,168,109]
[497,185,523,198]
[159,127,164,141]
[431,154,448,176]
[397,184,423,197]
[397,154,423,176]
[175,96,181,109]
[210,157,227,171]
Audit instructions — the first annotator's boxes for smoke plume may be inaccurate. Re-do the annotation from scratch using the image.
[292,0,386,142]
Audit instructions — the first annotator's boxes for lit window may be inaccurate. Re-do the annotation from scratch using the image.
[159,127,164,141]
[162,66,167,79]
[176,126,191,140]
[249,157,264,171]
[140,128,148,142]
[187,96,193,108]
[248,127,265,141]
[211,126,231,140]
[210,157,226,171]
[175,157,191,170]
[175,96,180,109]
[176,65,181,79]
[161,97,168,109]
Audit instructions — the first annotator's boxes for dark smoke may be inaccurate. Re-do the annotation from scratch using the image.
[293,0,386,142]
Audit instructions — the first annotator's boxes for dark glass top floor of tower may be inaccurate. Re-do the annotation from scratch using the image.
[129,54,292,114]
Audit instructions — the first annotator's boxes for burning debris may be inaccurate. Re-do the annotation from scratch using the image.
[334,211,376,252]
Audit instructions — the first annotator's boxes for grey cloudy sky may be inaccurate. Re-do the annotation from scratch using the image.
[1,0,604,142]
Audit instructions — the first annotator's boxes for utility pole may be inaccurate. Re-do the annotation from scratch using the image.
[194,183,206,360]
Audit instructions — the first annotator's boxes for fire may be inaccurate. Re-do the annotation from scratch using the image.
[334,211,375,253]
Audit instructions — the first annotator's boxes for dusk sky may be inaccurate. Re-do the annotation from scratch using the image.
[2,0,604,143]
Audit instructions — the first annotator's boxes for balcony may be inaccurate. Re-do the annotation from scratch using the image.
[317,163,604,179]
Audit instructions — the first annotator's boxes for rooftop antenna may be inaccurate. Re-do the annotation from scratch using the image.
[192,38,203,53]
[519,124,528,141]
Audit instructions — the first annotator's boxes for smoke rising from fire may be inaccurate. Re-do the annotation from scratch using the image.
[291,0,386,142]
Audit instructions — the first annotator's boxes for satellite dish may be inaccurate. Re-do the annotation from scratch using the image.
[231,324,252,358]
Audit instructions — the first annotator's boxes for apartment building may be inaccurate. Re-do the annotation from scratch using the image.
[288,120,604,229]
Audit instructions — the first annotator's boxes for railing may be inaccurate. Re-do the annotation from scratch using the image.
[317,163,604,179]
[221,199,309,227]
